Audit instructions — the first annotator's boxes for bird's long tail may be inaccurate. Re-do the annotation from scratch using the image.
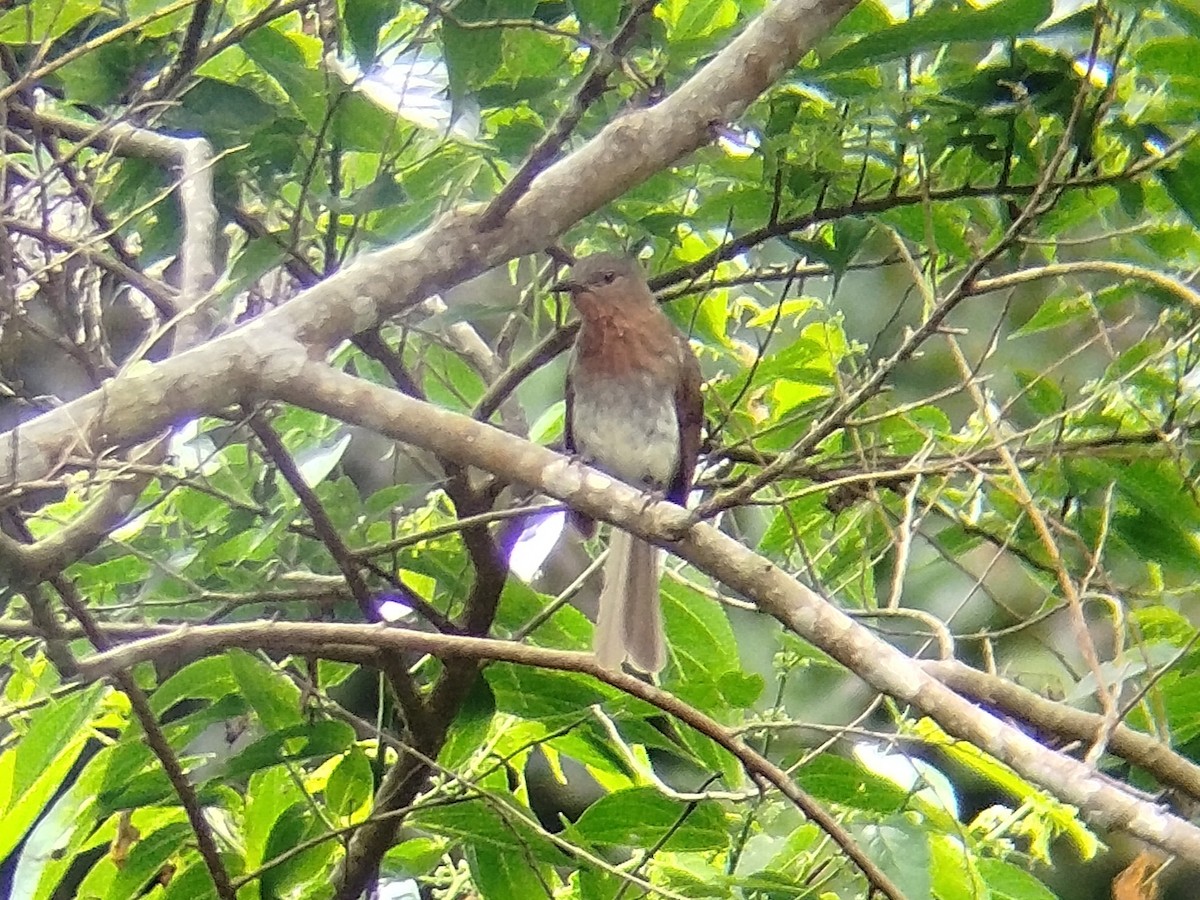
[594,528,665,673]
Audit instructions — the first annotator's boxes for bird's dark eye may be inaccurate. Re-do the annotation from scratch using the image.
[601,271,616,284]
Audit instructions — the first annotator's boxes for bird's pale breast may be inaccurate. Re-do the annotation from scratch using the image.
[567,367,681,489]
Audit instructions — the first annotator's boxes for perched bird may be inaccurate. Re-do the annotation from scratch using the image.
[555,253,703,673]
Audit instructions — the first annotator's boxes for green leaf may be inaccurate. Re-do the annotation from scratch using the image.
[244,767,304,871]
[1012,293,1099,336]
[0,710,97,864]
[127,0,192,37]
[977,857,1059,899]
[467,843,555,900]
[150,655,238,716]
[0,0,105,44]
[713,337,831,405]
[54,34,150,105]
[502,30,564,81]
[930,832,988,899]
[98,738,166,812]
[1158,145,1200,230]
[345,0,401,64]
[239,26,324,122]
[660,0,738,42]
[1136,37,1200,77]
[223,238,289,303]
[829,0,894,38]
[861,818,932,900]
[261,803,338,896]
[241,27,407,153]
[881,204,971,259]
[10,740,113,900]
[413,799,567,864]
[1132,606,1197,647]
[662,579,740,681]
[442,0,511,93]
[795,756,908,814]
[385,837,446,877]
[327,746,374,817]
[175,78,282,143]
[228,649,303,731]
[0,693,102,861]
[107,821,193,900]
[1166,0,1200,32]
[160,861,219,900]
[11,686,103,802]
[573,788,730,851]
[571,0,620,35]
[1158,671,1200,743]
[485,664,611,719]
[820,0,1053,73]
[439,677,496,770]
[1107,461,1200,535]
[1013,370,1065,417]
[220,720,356,781]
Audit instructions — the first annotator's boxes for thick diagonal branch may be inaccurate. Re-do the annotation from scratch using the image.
[275,360,1200,862]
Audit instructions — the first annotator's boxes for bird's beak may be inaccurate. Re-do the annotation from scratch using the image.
[550,277,578,293]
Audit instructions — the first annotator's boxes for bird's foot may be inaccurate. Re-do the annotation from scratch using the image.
[659,509,698,542]
[563,450,592,473]
[638,485,696,542]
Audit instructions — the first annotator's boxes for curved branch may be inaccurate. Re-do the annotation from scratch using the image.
[72,620,908,900]
[968,260,1200,310]
[923,659,1200,804]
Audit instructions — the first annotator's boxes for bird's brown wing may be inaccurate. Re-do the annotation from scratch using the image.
[563,356,596,538]
[670,332,704,506]
[564,359,577,455]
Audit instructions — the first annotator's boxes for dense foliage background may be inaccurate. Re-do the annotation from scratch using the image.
[3,0,1200,897]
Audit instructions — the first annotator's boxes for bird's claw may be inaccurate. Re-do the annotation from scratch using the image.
[660,510,698,542]
[639,486,696,542]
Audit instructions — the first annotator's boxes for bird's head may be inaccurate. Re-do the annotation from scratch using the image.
[551,253,648,307]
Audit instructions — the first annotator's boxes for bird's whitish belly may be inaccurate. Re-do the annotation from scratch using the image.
[569,372,680,489]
